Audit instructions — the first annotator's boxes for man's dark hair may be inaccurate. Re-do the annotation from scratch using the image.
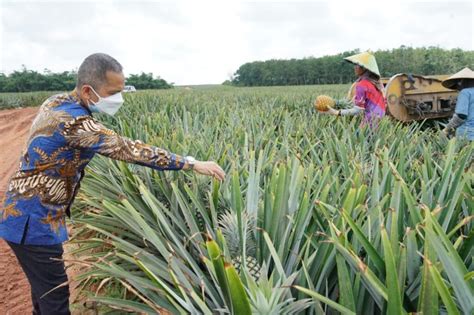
[76,53,123,90]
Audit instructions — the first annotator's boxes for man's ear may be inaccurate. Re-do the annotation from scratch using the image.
[80,85,88,96]
[81,85,93,100]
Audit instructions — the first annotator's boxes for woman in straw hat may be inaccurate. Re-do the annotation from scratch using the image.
[441,67,474,141]
[318,51,386,126]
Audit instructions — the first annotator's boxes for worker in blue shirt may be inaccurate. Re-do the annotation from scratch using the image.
[442,67,474,141]
[0,53,225,314]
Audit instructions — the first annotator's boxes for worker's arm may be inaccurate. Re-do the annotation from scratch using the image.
[338,82,366,116]
[320,105,364,116]
[444,114,467,132]
[444,90,469,133]
[328,86,366,116]
[62,115,187,171]
[338,106,364,116]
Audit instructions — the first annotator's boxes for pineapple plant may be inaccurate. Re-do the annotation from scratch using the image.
[218,210,261,281]
[67,86,473,314]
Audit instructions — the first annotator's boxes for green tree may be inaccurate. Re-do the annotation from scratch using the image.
[126,73,173,90]
[231,46,474,87]
[0,69,172,92]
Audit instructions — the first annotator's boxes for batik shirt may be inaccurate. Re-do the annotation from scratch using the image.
[0,91,185,245]
[353,75,386,125]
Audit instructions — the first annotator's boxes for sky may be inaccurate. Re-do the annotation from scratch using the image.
[0,0,473,85]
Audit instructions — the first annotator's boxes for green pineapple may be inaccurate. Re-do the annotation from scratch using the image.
[195,211,206,232]
[184,176,212,232]
[231,255,261,281]
[218,210,261,281]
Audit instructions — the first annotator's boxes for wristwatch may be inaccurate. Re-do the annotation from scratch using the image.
[185,156,196,170]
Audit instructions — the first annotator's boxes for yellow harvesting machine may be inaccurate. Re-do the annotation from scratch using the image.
[349,74,458,122]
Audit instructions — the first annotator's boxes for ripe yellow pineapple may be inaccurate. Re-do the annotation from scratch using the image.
[314,95,335,112]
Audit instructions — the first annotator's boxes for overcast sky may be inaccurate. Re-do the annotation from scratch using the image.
[0,0,472,85]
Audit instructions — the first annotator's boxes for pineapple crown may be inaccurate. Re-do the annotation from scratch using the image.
[218,210,257,258]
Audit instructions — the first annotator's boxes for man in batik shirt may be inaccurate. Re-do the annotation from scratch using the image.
[0,53,225,314]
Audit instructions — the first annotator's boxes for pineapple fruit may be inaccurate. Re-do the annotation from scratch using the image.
[232,255,261,281]
[219,210,262,281]
[314,95,335,111]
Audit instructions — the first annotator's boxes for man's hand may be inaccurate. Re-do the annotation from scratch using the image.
[193,161,226,181]
[318,107,339,116]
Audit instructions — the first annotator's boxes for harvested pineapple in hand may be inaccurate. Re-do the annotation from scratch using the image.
[314,95,335,112]
[314,95,352,112]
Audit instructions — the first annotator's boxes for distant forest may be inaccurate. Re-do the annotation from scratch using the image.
[229,46,474,86]
[1,46,473,92]
[0,70,172,92]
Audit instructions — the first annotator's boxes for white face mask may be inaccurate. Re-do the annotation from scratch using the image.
[88,86,124,116]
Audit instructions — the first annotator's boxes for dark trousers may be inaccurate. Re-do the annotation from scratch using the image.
[7,241,70,315]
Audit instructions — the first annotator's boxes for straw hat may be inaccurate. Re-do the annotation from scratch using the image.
[344,51,380,77]
[442,67,474,89]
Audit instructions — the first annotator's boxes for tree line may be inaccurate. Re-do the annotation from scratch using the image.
[230,46,474,86]
[0,67,173,92]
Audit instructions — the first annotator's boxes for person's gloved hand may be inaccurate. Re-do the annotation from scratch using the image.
[441,128,456,139]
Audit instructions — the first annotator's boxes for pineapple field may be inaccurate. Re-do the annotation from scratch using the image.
[59,85,473,314]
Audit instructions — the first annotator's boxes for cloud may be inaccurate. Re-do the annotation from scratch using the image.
[0,0,472,85]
